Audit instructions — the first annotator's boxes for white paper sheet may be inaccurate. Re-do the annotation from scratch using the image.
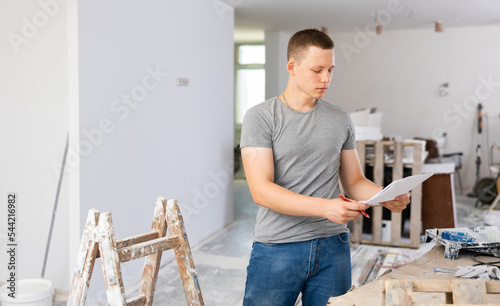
[361,172,434,206]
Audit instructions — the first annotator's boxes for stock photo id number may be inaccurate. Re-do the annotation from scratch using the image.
[6,193,17,298]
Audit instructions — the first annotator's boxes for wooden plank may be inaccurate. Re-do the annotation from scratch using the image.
[117,232,159,249]
[409,142,423,248]
[452,279,487,304]
[359,240,414,248]
[382,279,500,294]
[97,212,127,305]
[392,141,403,180]
[358,259,376,287]
[351,141,366,244]
[126,295,146,306]
[371,141,385,244]
[372,206,383,244]
[380,140,395,146]
[389,213,402,246]
[391,142,403,245]
[139,197,168,306]
[166,199,205,306]
[400,279,452,293]
[373,141,385,186]
[118,236,180,263]
[420,304,491,306]
[412,279,452,292]
[95,232,160,259]
[384,280,415,306]
[351,217,363,243]
[356,141,366,173]
[486,281,500,293]
[68,210,100,306]
[73,210,99,276]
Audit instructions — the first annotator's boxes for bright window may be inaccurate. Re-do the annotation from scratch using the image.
[235,44,265,125]
[238,45,265,65]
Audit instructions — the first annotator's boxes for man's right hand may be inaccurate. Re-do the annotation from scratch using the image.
[321,198,369,224]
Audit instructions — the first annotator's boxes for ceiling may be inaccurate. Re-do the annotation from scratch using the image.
[234,0,500,41]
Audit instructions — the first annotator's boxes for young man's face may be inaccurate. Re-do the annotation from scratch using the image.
[291,46,335,100]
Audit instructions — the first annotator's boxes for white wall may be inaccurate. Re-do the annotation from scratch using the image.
[265,30,292,99]
[0,0,69,290]
[265,26,500,191]
[68,0,234,301]
[0,0,234,300]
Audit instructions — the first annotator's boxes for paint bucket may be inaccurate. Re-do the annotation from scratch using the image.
[0,279,54,306]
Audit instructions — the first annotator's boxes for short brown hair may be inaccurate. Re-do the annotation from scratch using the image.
[287,28,334,63]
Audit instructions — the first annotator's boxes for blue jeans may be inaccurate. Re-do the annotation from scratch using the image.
[243,233,351,306]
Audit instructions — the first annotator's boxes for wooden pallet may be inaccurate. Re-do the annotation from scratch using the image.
[382,279,500,305]
[351,140,424,248]
[68,197,204,306]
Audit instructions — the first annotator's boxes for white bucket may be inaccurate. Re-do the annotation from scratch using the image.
[0,279,54,306]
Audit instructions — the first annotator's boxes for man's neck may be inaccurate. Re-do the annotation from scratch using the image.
[281,88,317,113]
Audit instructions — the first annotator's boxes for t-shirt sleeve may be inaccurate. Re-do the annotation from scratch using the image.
[342,112,357,150]
[240,106,273,149]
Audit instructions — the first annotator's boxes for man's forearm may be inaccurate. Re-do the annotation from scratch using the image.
[343,177,383,202]
[249,180,330,218]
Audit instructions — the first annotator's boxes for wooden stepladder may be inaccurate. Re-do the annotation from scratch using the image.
[68,197,204,306]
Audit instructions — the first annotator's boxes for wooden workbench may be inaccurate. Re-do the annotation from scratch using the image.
[328,243,500,305]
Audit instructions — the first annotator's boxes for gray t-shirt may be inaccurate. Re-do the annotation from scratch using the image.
[240,96,356,243]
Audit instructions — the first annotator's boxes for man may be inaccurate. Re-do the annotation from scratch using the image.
[240,28,410,305]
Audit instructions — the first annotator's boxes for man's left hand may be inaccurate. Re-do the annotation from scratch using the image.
[380,193,411,213]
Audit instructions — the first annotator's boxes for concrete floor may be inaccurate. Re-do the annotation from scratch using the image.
[149,179,488,305]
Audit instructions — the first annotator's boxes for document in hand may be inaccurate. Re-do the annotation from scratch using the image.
[361,172,434,206]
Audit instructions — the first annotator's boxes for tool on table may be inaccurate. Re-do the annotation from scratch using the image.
[339,194,370,218]
[456,265,500,280]
[434,265,500,281]
[434,267,457,274]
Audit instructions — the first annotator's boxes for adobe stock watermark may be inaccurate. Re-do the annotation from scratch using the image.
[339,0,403,63]
[182,161,234,225]
[431,73,500,139]
[213,0,241,21]
[51,65,169,175]
[7,0,69,54]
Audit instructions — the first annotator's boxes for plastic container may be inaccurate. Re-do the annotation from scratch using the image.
[0,279,54,306]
